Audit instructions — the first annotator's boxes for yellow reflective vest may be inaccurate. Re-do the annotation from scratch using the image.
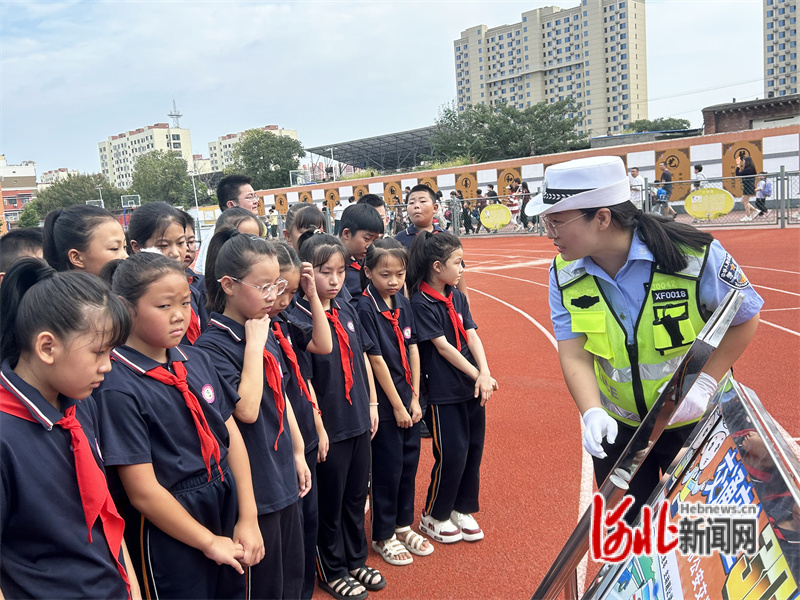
[555,245,710,428]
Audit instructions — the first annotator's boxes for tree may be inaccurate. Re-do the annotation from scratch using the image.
[131,150,199,206]
[35,173,126,216]
[17,202,41,228]
[625,118,691,133]
[428,100,589,163]
[230,129,305,190]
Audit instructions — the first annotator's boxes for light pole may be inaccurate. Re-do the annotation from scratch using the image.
[188,170,202,241]
[96,186,104,208]
[325,147,337,182]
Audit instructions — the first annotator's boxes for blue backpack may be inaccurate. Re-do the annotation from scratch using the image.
[763,180,773,197]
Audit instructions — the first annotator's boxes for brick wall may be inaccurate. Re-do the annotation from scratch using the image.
[704,98,800,134]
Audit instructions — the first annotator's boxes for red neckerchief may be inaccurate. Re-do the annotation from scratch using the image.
[350,258,362,271]
[142,361,223,481]
[363,288,413,387]
[271,321,319,415]
[419,281,468,351]
[326,307,354,404]
[262,347,285,450]
[186,308,201,344]
[0,386,131,596]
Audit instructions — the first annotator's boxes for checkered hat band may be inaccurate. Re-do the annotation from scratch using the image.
[543,188,592,205]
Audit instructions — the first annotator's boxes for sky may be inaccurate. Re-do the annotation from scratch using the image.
[1,0,764,176]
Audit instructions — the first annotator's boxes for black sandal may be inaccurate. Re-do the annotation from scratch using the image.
[350,566,386,591]
[319,576,368,600]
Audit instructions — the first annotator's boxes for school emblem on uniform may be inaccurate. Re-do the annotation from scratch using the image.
[347,320,356,332]
[403,327,412,339]
[718,254,749,290]
[458,313,464,324]
[201,384,216,404]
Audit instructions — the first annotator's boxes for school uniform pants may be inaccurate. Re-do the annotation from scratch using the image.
[300,446,319,600]
[371,420,422,541]
[248,501,304,600]
[424,396,485,521]
[592,421,693,525]
[315,431,371,582]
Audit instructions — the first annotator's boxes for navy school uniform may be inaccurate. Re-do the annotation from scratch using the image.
[187,267,209,332]
[343,256,363,308]
[0,363,130,600]
[356,284,422,542]
[93,345,244,600]
[288,295,373,583]
[393,223,445,250]
[195,313,303,600]
[410,284,485,521]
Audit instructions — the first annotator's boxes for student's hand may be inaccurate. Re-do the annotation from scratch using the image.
[394,406,413,429]
[295,453,312,498]
[244,314,271,350]
[299,262,318,299]
[233,518,264,568]
[317,427,329,463]
[202,535,245,574]
[370,405,379,439]
[475,372,495,406]
[409,398,422,424]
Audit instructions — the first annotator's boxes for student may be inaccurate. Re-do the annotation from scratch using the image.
[180,210,209,333]
[289,231,384,600]
[268,207,280,239]
[42,204,127,275]
[196,230,311,600]
[406,231,497,545]
[95,252,263,599]
[270,243,333,600]
[214,206,264,237]
[356,239,432,566]
[357,194,390,234]
[0,227,43,285]
[339,203,384,306]
[692,164,708,191]
[526,155,764,523]
[283,203,326,250]
[0,259,138,599]
[755,171,772,218]
[127,202,203,345]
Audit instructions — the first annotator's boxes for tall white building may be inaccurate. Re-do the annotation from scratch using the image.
[98,123,194,189]
[454,0,648,137]
[208,126,298,172]
[764,0,798,97]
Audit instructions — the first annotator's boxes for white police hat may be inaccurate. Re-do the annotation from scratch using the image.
[524,156,630,218]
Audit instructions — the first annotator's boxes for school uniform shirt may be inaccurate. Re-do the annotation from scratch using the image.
[194,313,299,514]
[0,362,129,600]
[410,284,478,404]
[187,268,209,332]
[548,234,764,343]
[93,345,236,492]
[344,256,364,306]
[394,223,445,250]
[289,296,372,443]
[357,284,417,422]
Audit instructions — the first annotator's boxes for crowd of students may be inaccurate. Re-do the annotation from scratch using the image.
[0,176,496,600]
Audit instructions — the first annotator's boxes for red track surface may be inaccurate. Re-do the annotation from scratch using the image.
[320,228,800,600]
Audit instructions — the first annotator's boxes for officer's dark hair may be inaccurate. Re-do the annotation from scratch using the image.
[2,258,130,367]
[275,243,302,273]
[579,201,714,274]
[406,230,462,296]
[408,185,438,203]
[101,252,186,309]
[1,227,43,273]
[217,174,253,212]
[297,230,347,272]
[42,205,118,271]
[361,237,407,291]
[339,204,384,238]
[285,203,325,235]
[204,227,278,313]
[356,194,386,210]
[215,206,264,236]
[126,202,185,255]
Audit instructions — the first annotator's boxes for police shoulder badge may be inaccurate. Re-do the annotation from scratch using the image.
[718,254,749,290]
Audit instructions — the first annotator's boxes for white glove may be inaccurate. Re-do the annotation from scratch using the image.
[582,407,618,459]
[668,372,718,425]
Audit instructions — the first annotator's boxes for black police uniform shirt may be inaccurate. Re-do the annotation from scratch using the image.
[357,284,417,422]
[0,361,129,600]
[195,313,298,514]
[410,284,478,404]
[289,295,372,444]
[394,223,445,250]
[93,345,236,492]
[272,312,319,453]
[344,256,364,307]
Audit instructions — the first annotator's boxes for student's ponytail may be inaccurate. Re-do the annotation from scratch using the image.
[42,204,118,271]
[205,226,242,313]
[407,230,462,296]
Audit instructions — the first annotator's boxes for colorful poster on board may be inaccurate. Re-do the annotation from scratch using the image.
[684,187,735,221]
[480,204,511,230]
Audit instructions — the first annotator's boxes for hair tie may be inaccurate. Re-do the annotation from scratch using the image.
[313,228,324,235]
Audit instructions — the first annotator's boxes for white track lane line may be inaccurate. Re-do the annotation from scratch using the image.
[469,272,550,287]
[760,307,800,312]
[743,265,800,276]
[760,319,800,337]
[467,286,593,596]
[753,284,800,298]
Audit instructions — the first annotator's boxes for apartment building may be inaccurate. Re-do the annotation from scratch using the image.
[764,0,799,97]
[208,126,298,172]
[0,155,37,224]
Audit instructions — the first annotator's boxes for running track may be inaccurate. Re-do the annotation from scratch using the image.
[336,228,799,600]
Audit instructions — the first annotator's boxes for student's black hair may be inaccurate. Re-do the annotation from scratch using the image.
[339,204,384,237]
[1,258,130,368]
[126,201,184,254]
[360,237,408,291]
[101,252,186,309]
[408,184,437,203]
[217,174,253,212]
[42,205,118,271]
[285,203,325,234]
[275,243,302,273]
[204,227,278,313]
[694,164,703,172]
[296,230,347,270]
[406,231,462,295]
[0,227,43,273]
[579,201,714,274]
[215,206,264,236]
[357,194,386,209]
[178,209,195,233]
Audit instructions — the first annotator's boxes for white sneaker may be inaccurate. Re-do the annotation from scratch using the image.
[740,215,752,222]
[450,511,484,542]
[419,511,462,544]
